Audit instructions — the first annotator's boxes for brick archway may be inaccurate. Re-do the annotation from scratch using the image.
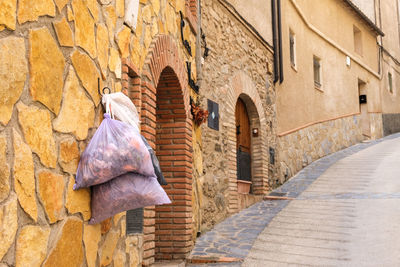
[139,35,193,265]
[225,71,269,213]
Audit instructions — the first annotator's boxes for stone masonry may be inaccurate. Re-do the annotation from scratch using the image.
[277,115,365,184]
[0,0,199,266]
[198,0,277,232]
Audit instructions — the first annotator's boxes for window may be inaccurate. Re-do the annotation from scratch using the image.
[313,56,321,88]
[353,25,363,56]
[289,30,296,67]
[388,72,393,93]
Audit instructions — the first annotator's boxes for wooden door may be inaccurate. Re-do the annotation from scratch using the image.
[359,81,370,137]
[235,98,251,181]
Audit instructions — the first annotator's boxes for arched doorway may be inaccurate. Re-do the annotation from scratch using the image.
[154,66,193,261]
[235,98,252,193]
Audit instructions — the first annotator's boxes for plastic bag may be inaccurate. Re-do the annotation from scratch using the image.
[102,92,140,132]
[140,135,168,185]
[89,173,171,224]
[74,113,155,189]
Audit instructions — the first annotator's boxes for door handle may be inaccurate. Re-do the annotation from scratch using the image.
[236,125,241,135]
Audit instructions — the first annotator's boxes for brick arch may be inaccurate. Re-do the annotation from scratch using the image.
[138,35,193,265]
[224,71,269,212]
[143,34,191,119]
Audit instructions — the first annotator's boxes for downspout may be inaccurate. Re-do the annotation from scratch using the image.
[196,0,203,87]
[277,0,284,83]
[272,0,279,84]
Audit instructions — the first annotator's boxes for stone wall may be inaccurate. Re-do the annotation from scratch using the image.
[383,113,400,136]
[0,0,198,266]
[277,115,364,184]
[198,0,276,232]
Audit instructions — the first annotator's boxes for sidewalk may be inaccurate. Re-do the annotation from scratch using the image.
[187,133,400,266]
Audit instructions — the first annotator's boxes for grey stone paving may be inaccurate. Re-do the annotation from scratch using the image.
[187,133,400,266]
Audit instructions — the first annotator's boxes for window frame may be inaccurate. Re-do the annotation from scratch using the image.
[388,72,393,94]
[289,29,296,69]
[353,25,363,56]
[313,55,322,89]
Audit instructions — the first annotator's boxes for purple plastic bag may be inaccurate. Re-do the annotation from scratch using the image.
[89,173,171,224]
[74,114,155,189]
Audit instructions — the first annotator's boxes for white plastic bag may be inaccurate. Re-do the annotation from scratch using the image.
[102,92,140,132]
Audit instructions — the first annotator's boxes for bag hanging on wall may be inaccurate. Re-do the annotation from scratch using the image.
[140,135,168,185]
[102,92,140,132]
[74,113,155,190]
[102,92,167,186]
[89,173,171,224]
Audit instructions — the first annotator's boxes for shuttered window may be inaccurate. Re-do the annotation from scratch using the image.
[207,99,219,131]
[313,56,321,88]
[126,208,143,234]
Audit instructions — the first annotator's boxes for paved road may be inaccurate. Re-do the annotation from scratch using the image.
[243,135,400,266]
[188,133,400,267]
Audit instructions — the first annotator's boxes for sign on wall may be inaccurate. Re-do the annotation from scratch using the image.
[124,0,139,30]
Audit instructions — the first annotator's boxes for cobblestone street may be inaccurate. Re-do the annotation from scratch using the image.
[188,133,400,266]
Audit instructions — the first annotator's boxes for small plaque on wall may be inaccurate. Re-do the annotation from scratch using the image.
[207,99,219,131]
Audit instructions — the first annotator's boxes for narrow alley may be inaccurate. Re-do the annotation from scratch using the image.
[189,133,400,266]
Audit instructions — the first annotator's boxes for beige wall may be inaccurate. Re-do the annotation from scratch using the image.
[226,0,273,44]
[351,0,376,22]
[277,0,381,134]
[379,0,400,114]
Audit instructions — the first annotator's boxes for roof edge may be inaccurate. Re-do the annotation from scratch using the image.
[342,0,384,36]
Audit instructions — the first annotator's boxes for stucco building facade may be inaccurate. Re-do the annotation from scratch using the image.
[275,0,384,182]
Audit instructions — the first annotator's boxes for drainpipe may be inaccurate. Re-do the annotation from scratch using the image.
[196,0,203,87]
[271,0,279,84]
[277,0,284,83]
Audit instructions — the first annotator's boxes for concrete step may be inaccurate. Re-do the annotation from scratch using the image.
[151,260,186,267]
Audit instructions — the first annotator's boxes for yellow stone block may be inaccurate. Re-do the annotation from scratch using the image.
[166,4,177,34]
[105,5,117,42]
[151,0,160,15]
[0,0,16,30]
[67,5,74,21]
[0,194,18,260]
[109,47,122,79]
[176,0,185,12]
[142,5,152,23]
[113,250,126,267]
[144,25,152,48]
[18,0,55,24]
[115,82,122,92]
[157,18,165,34]
[97,23,109,78]
[72,0,97,58]
[53,17,74,47]
[0,136,9,203]
[29,27,65,115]
[131,37,141,68]
[135,7,143,39]
[17,103,57,168]
[38,171,65,223]
[116,0,124,17]
[87,0,99,22]
[13,130,37,222]
[54,65,96,139]
[71,50,101,106]
[139,0,148,4]
[100,229,120,266]
[117,25,132,58]
[59,137,80,174]
[16,225,50,267]
[54,0,69,12]
[66,177,91,220]
[0,37,27,125]
[44,217,84,267]
[83,223,101,267]
[151,18,158,37]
